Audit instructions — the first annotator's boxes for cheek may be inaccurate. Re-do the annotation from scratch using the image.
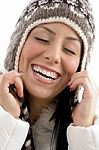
[71,59,80,73]
[19,41,44,67]
[23,42,44,60]
[19,42,42,70]
[63,57,80,76]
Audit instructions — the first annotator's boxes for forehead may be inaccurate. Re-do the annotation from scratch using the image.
[33,23,81,37]
[30,22,82,44]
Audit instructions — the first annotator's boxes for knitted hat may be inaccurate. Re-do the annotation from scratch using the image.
[4,0,95,72]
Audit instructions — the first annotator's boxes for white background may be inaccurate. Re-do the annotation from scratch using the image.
[0,0,99,85]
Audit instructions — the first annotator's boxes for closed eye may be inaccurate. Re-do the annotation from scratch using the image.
[35,37,50,43]
[64,48,76,55]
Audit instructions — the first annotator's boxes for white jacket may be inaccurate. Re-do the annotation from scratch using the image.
[0,105,99,150]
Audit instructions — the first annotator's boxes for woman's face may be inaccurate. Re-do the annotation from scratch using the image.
[19,23,82,101]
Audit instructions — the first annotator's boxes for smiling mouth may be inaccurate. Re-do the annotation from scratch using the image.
[31,64,60,81]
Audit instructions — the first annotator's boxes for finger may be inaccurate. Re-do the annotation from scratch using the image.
[0,70,22,89]
[68,71,91,87]
[71,71,99,97]
[70,77,98,101]
[69,77,92,92]
[14,76,24,97]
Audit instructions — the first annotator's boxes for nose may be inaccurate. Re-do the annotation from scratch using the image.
[44,44,61,64]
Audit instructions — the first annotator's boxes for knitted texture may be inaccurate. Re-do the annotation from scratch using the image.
[4,0,95,149]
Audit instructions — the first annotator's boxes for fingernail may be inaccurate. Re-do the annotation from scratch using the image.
[18,96,24,103]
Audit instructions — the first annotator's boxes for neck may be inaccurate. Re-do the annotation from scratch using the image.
[27,95,56,123]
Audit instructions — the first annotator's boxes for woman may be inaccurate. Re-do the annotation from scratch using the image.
[0,0,99,150]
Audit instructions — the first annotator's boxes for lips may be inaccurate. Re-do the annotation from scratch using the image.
[31,64,60,81]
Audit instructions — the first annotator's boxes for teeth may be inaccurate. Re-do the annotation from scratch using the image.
[33,65,58,80]
[39,74,52,81]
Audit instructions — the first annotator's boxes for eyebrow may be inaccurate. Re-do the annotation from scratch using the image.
[36,25,56,35]
[65,37,81,43]
[36,25,81,43]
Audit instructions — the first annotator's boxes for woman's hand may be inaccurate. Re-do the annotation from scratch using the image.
[68,70,99,127]
[0,70,24,118]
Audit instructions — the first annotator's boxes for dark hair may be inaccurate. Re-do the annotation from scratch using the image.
[50,87,77,150]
